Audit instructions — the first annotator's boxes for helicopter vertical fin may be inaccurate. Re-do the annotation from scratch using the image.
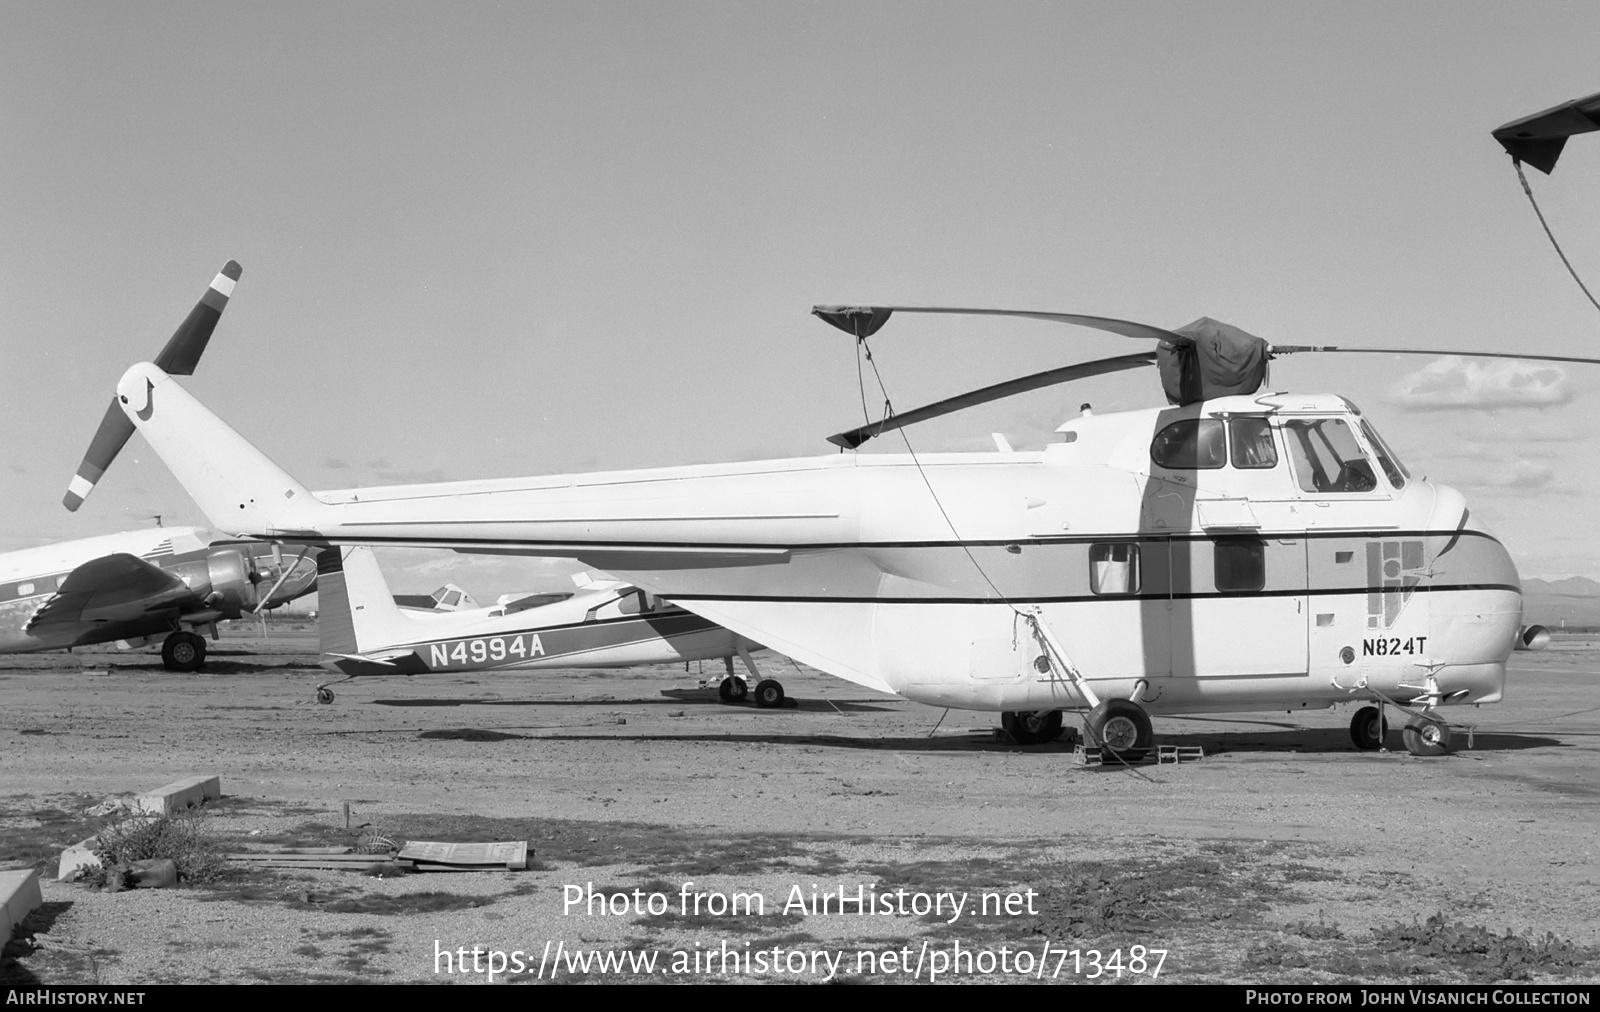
[113,362,325,537]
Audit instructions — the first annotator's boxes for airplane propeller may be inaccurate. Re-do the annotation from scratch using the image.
[63,260,242,511]
[816,305,1600,448]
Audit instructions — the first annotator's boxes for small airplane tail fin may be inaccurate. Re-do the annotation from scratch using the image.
[113,362,327,537]
[318,546,417,657]
[65,261,242,511]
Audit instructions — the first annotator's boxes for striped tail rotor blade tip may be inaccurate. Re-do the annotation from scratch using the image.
[62,399,136,511]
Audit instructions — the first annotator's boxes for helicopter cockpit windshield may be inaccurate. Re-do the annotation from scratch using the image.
[1358,418,1410,490]
[1281,417,1383,494]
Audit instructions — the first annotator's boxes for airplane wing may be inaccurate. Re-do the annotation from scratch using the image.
[25,553,198,629]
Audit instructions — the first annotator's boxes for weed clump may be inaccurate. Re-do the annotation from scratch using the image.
[87,810,229,888]
[1372,913,1594,982]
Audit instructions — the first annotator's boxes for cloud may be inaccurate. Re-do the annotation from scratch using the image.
[1387,357,1570,411]
[321,456,352,470]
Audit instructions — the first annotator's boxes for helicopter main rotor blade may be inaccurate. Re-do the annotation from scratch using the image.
[827,351,1158,449]
[1271,345,1600,367]
[812,305,1192,345]
[63,261,241,512]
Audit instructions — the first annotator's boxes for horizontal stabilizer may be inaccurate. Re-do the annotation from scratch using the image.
[321,651,407,667]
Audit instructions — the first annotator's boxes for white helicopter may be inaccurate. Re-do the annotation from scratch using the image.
[70,257,1600,759]
[313,545,769,705]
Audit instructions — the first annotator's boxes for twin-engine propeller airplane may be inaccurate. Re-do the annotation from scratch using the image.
[73,261,1600,759]
[0,525,317,671]
[1,258,317,670]
[313,546,770,705]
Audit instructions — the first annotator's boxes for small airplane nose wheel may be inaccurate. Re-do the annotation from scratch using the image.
[316,687,335,705]
[1348,705,1387,750]
[718,676,748,702]
[753,679,785,708]
[1402,717,1451,757]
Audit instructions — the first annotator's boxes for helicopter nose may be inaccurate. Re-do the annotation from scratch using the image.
[1422,482,1521,703]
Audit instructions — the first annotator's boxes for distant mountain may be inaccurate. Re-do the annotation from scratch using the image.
[1521,577,1600,628]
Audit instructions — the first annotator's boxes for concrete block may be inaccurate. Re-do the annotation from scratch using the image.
[1,869,43,940]
[57,838,103,882]
[134,774,221,815]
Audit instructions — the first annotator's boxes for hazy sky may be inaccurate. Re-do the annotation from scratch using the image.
[4,2,1600,592]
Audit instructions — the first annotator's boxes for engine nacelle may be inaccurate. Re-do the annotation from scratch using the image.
[1515,625,1551,651]
[202,547,259,615]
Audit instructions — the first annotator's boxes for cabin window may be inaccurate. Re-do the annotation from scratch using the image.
[1360,419,1409,490]
[1282,418,1379,494]
[440,589,462,608]
[615,591,643,616]
[1228,417,1279,469]
[1089,543,1140,595]
[1150,419,1226,470]
[1214,539,1266,592]
[17,583,34,596]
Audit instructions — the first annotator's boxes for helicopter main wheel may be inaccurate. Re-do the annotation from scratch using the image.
[1086,699,1152,761]
[161,631,206,673]
[1001,710,1064,745]
[718,676,748,702]
[316,687,335,705]
[1349,706,1387,750]
[753,679,785,708]
[1402,717,1452,757]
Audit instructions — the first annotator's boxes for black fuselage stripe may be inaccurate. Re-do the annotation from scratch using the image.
[294,528,1505,552]
[662,583,1522,606]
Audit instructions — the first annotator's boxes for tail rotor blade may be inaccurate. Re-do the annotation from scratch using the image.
[61,260,242,511]
[156,260,241,375]
[63,400,135,511]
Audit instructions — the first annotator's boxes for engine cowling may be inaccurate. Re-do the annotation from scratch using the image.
[201,547,259,615]
[1515,625,1551,651]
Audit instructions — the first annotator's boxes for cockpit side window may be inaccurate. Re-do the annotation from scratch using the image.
[1228,417,1279,469]
[1359,419,1409,490]
[1150,419,1226,470]
[1282,418,1379,494]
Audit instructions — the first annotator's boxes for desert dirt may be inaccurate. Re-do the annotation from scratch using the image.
[2,621,1599,985]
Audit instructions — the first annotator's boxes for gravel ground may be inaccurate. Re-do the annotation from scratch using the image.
[2,622,1598,985]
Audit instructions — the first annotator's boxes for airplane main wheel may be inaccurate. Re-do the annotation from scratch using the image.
[316,688,335,705]
[1349,706,1387,750]
[1001,710,1064,745]
[753,679,785,708]
[1086,699,1152,761]
[1403,718,1451,757]
[718,676,748,702]
[161,632,206,673]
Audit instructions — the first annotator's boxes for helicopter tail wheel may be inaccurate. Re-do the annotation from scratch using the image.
[315,687,335,705]
[753,679,785,708]
[1349,705,1387,750]
[161,631,206,673]
[1086,699,1152,761]
[1402,718,1452,757]
[718,676,749,703]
